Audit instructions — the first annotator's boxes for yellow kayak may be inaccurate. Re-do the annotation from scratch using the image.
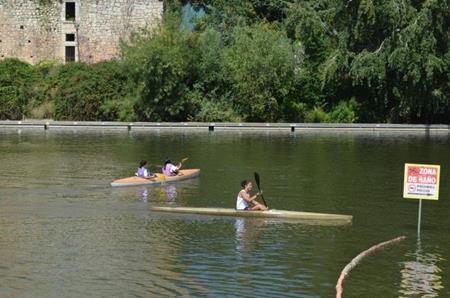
[151,206,352,224]
[111,169,200,187]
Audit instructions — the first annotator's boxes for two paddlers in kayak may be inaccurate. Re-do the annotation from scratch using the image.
[136,158,185,180]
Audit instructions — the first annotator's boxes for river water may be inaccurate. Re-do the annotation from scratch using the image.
[0,128,449,297]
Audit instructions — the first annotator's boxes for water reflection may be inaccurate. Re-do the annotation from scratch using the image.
[138,187,150,202]
[158,184,178,202]
[235,218,267,253]
[399,242,444,297]
[137,184,178,202]
[115,178,199,203]
[136,181,199,203]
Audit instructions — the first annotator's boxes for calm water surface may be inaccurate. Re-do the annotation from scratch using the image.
[0,129,449,297]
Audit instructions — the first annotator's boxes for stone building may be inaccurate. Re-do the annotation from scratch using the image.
[0,0,163,64]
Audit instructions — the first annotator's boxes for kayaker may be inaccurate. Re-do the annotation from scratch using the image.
[137,160,156,179]
[236,180,268,211]
[162,159,181,176]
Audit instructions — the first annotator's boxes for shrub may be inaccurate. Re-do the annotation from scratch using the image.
[305,106,330,123]
[0,86,23,120]
[0,59,34,119]
[28,101,54,119]
[329,99,359,123]
[122,12,198,121]
[222,23,298,122]
[52,61,129,120]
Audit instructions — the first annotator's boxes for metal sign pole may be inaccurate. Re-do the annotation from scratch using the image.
[417,199,422,237]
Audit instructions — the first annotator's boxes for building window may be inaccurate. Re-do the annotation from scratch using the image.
[65,46,76,62]
[65,2,76,21]
[66,34,75,42]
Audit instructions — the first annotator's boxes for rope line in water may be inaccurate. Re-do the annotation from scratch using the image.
[335,235,407,298]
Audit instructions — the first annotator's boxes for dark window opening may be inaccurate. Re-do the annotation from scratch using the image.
[65,46,75,62]
[65,2,76,21]
[20,25,24,29]
[66,33,75,41]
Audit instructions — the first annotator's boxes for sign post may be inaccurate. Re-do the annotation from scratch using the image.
[403,163,440,236]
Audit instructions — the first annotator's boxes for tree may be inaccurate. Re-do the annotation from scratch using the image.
[122,12,198,121]
[222,23,298,121]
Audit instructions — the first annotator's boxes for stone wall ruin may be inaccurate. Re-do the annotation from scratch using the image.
[0,0,163,63]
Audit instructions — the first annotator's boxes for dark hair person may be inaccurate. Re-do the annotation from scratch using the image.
[162,158,181,176]
[137,160,155,179]
[236,180,268,211]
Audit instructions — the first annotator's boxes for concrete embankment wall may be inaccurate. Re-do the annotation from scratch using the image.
[0,120,449,133]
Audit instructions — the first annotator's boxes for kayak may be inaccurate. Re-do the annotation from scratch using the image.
[150,206,352,224]
[110,169,200,187]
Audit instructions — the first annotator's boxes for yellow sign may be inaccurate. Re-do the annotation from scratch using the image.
[403,163,440,200]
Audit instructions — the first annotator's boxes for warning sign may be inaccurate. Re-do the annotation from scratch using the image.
[403,163,440,200]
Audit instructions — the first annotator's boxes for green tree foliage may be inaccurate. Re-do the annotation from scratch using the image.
[317,0,450,123]
[189,28,240,121]
[0,86,23,120]
[122,13,198,121]
[0,59,33,120]
[52,61,129,121]
[222,23,298,121]
[0,0,448,123]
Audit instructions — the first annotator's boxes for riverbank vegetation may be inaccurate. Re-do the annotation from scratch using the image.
[0,0,449,123]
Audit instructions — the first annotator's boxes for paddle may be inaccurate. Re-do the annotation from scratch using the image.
[254,172,268,208]
[180,157,188,166]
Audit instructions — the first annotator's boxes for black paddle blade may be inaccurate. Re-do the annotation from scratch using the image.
[254,172,261,188]
[254,172,268,208]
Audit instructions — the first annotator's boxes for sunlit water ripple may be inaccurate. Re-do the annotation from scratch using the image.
[0,129,449,297]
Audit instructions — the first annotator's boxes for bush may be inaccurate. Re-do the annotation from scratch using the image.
[25,60,59,119]
[100,95,137,122]
[305,106,330,123]
[28,101,54,119]
[222,23,298,122]
[0,59,34,119]
[122,12,198,121]
[52,61,129,120]
[0,86,23,120]
[329,99,359,123]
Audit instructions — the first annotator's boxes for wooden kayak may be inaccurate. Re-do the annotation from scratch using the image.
[110,169,200,187]
[150,206,352,224]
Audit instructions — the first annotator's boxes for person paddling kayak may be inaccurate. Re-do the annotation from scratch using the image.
[162,159,181,176]
[236,180,268,211]
[137,160,156,179]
